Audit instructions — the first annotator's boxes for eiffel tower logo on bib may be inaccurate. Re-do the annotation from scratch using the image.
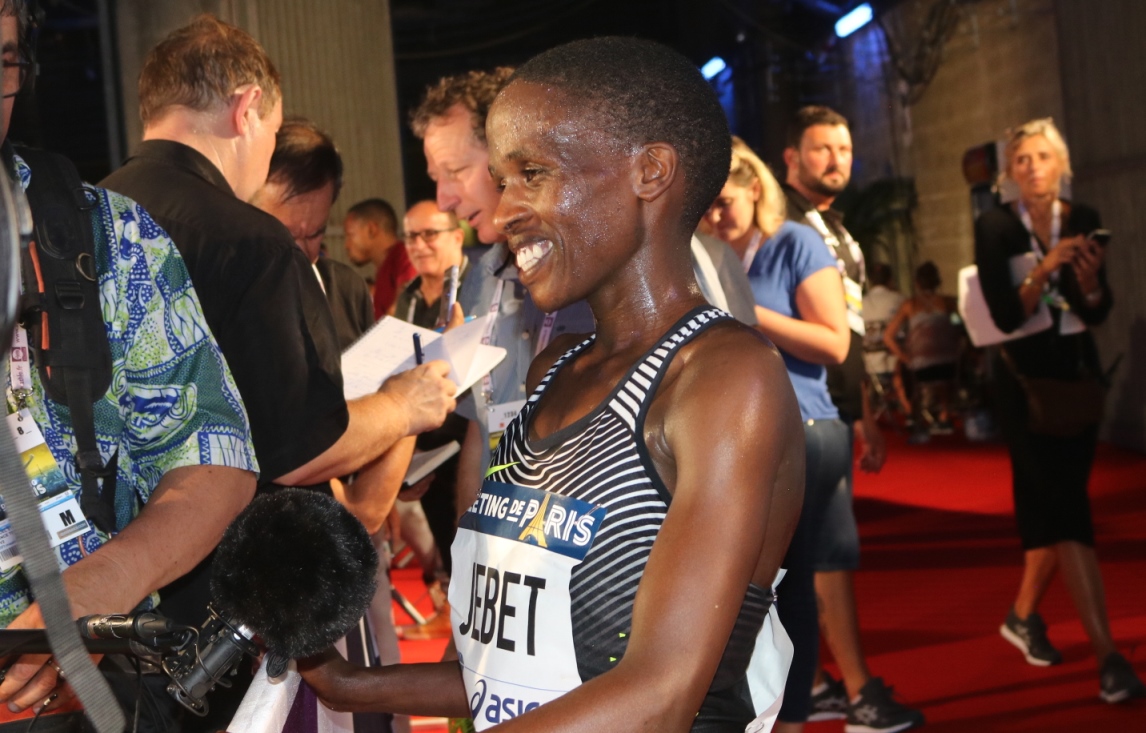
[517,493,551,548]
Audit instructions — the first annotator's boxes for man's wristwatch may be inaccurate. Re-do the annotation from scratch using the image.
[1021,266,1042,291]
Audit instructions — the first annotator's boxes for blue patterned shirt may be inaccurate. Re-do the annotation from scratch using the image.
[0,153,259,626]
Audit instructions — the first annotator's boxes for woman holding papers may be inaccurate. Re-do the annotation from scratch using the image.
[975,118,1141,702]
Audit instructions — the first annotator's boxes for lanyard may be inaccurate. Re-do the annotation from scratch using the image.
[1016,199,1085,336]
[804,209,865,285]
[480,280,508,405]
[479,279,558,405]
[9,326,33,409]
[535,312,557,357]
[1017,199,1064,304]
[740,230,764,273]
[311,263,326,295]
[1017,199,1061,262]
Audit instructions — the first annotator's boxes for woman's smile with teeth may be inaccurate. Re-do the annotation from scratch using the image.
[515,240,553,273]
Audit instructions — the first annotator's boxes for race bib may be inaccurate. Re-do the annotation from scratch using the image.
[450,480,606,730]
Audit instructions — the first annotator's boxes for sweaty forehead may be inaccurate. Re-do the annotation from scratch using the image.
[488,83,623,164]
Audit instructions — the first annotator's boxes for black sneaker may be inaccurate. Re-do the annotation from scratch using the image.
[1099,653,1146,704]
[845,677,925,733]
[808,671,848,721]
[999,608,1062,666]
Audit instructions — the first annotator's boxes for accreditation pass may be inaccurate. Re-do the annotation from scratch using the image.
[0,409,92,572]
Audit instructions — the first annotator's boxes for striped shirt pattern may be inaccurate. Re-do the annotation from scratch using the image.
[486,307,759,685]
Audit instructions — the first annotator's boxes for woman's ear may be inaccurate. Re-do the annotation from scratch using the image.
[632,142,680,203]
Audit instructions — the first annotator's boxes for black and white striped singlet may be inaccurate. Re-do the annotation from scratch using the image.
[485,306,773,730]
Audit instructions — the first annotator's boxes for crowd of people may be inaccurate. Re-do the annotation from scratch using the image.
[0,2,1141,733]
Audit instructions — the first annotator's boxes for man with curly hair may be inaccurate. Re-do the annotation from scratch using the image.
[410,67,596,562]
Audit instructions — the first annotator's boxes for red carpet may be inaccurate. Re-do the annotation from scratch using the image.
[397,435,1146,731]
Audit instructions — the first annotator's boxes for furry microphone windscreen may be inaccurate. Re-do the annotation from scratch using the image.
[210,488,378,659]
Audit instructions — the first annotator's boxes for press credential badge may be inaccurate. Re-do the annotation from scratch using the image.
[0,409,91,572]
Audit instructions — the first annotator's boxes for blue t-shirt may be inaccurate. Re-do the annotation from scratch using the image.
[747,221,840,421]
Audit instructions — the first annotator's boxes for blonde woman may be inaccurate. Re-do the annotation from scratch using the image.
[707,140,921,732]
[975,118,1142,702]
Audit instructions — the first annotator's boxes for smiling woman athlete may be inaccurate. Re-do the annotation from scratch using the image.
[301,37,804,733]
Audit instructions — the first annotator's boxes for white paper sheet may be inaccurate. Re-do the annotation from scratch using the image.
[958,255,1053,348]
[341,315,506,400]
[404,441,461,485]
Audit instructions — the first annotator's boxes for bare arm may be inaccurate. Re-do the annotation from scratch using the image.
[754,268,849,365]
[300,330,804,729]
[277,362,457,486]
[332,437,417,535]
[882,301,911,365]
[300,650,470,717]
[484,330,803,732]
[454,419,483,520]
[0,465,256,711]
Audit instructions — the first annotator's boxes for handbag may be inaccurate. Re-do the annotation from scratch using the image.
[1000,349,1106,437]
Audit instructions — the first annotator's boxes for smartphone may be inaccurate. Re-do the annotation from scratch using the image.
[437,265,460,328]
[1088,229,1112,247]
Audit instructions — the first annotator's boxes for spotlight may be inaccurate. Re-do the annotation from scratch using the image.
[835,3,874,38]
[701,56,727,80]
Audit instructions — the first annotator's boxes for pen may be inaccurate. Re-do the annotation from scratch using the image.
[434,314,477,333]
[413,333,424,365]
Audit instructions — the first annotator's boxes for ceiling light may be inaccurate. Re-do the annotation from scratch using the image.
[835,3,874,38]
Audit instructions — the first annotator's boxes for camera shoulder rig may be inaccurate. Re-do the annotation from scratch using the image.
[5,142,116,534]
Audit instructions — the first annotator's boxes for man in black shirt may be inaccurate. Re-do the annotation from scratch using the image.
[103,17,453,500]
[100,16,454,730]
[782,106,922,733]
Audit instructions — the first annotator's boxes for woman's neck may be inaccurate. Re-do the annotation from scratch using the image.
[1020,192,1057,219]
[728,227,760,261]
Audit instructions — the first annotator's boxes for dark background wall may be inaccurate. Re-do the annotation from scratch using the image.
[13,0,1146,449]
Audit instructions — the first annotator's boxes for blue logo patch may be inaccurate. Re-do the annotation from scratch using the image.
[459,481,606,561]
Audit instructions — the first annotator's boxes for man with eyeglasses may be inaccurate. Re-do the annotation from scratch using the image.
[1,32,30,101]
[392,201,473,640]
[395,202,469,328]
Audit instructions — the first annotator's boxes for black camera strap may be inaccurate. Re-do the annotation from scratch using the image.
[6,143,117,535]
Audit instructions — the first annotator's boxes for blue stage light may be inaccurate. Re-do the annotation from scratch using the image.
[835,3,874,38]
[701,56,727,80]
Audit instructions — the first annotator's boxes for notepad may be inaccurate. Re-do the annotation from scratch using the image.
[341,315,506,400]
[404,441,461,486]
